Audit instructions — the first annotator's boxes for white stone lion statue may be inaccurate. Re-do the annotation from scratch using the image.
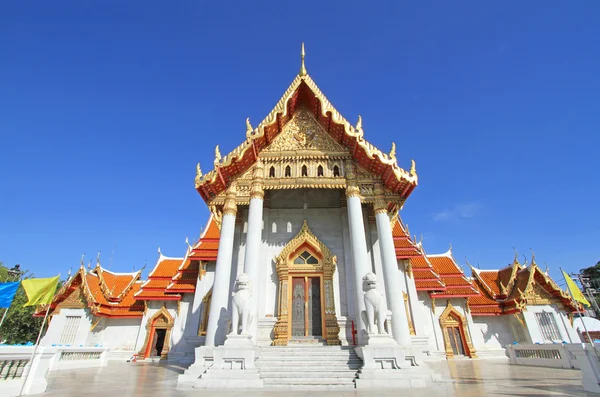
[231,273,253,336]
[362,272,387,335]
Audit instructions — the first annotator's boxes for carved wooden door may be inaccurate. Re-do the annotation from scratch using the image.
[290,276,322,337]
[447,326,465,356]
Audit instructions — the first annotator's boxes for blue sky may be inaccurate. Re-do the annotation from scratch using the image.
[0,2,598,284]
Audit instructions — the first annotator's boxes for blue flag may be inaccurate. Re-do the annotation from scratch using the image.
[0,282,20,309]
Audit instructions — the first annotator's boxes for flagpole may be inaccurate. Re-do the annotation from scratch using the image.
[18,304,51,396]
[0,307,9,329]
[560,267,600,365]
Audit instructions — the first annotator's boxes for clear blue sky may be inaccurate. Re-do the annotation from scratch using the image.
[1,2,598,284]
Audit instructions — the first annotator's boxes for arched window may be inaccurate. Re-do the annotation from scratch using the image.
[285,165,291,177]
[317,165,324,177]
[272,222,277,233]
[269,166,275,178]
[293,250,319,265]
[301,165,308,177]
[333,165,340,177]
[287,222,292,233]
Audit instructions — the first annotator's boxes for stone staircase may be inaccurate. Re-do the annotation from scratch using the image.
[256,345,361,389]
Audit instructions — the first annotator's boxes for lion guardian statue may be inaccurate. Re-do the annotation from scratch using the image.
[362,272,387,334]
[231,273,253,336]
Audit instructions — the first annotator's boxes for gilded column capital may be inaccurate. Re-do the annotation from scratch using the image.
[345,161,361,198]
[250,159,265,200]
[223,182,238,216]
[373,183,387,214]
[373,198,388,214]
[345,183,361,198]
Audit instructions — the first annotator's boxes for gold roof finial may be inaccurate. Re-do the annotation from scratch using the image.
[355,115,363,135]
[300,42,307,76]
[214,145,222,166]
[389,142,396,160]
[410,159,417,177]
[195,163,203,188]
[246,117,253,138]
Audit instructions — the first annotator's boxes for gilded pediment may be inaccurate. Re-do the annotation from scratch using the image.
[525,282,558,305]
[262,108,348,154]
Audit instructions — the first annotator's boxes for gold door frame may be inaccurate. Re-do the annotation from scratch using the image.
[288,274,325,339]
[273,220,341,346]
[439,301,477,359]
[139,306,174,359]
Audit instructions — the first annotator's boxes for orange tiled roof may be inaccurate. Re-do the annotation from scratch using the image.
[190,215,220,261]
[410,255,446,291]
[392,218,422,258]
[468,260,580,315]
[36,266,145,318]
[136,253,185,301]
[427,251,479,298]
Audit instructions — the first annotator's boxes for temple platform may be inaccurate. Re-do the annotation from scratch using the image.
[41,358,597,396]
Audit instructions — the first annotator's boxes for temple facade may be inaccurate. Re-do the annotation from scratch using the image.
[38,47,582,388]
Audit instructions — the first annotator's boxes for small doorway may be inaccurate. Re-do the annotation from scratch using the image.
[139,307,174,360]
[439,302,477,359]
[291,276,323,338]
[151,329,167,357]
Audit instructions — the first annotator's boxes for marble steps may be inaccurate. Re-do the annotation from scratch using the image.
[256,346,360,389]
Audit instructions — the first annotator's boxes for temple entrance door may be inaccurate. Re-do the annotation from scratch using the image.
[290,276,323,338]
[447,325,465,356]
[151,329,167,357]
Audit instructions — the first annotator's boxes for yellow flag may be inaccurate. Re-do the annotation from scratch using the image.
[22,276,60,307]
[562,270,591,307]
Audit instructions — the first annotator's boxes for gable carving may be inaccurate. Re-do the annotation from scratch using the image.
[525,282,558,305]
[263,108,347,154]
[57,288,86,310]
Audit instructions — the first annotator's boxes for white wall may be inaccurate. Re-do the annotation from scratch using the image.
[41,308,92,347]
[524,304,581,343]
[470,315,514,350]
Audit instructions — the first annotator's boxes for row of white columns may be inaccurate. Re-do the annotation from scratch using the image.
[204,167,411,347]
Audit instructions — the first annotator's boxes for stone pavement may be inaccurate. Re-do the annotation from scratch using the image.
[43,358,600,396]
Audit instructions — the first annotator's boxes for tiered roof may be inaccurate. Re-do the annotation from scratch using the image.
[427,251,479,298]
[135,253,184,300]
[194,48,418,204]
[36,265,145,318]
[469,257,580,315]
[135,216,219,300]
[392,218,445,291]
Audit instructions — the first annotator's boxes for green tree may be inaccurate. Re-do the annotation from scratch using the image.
[580,260,600,311]
[0,262,43,344]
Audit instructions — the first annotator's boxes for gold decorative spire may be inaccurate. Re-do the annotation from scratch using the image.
[389,142,396,160]
[214,145,222,166]
[195,163,203,188]
[410,159,417,177]
[300,42,307,76]
[355,115,363,136]
[246,117,253,138]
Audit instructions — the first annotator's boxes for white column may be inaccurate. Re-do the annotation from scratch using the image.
[404,261,426,335]
[374,201,411,346]
[205,183,237,347]
[346,182,370,343]
[243,160,264,340]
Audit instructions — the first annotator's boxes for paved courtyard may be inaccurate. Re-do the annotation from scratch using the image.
[43,359,599,396]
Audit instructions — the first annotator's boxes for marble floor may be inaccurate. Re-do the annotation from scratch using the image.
[43,359,600,396]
